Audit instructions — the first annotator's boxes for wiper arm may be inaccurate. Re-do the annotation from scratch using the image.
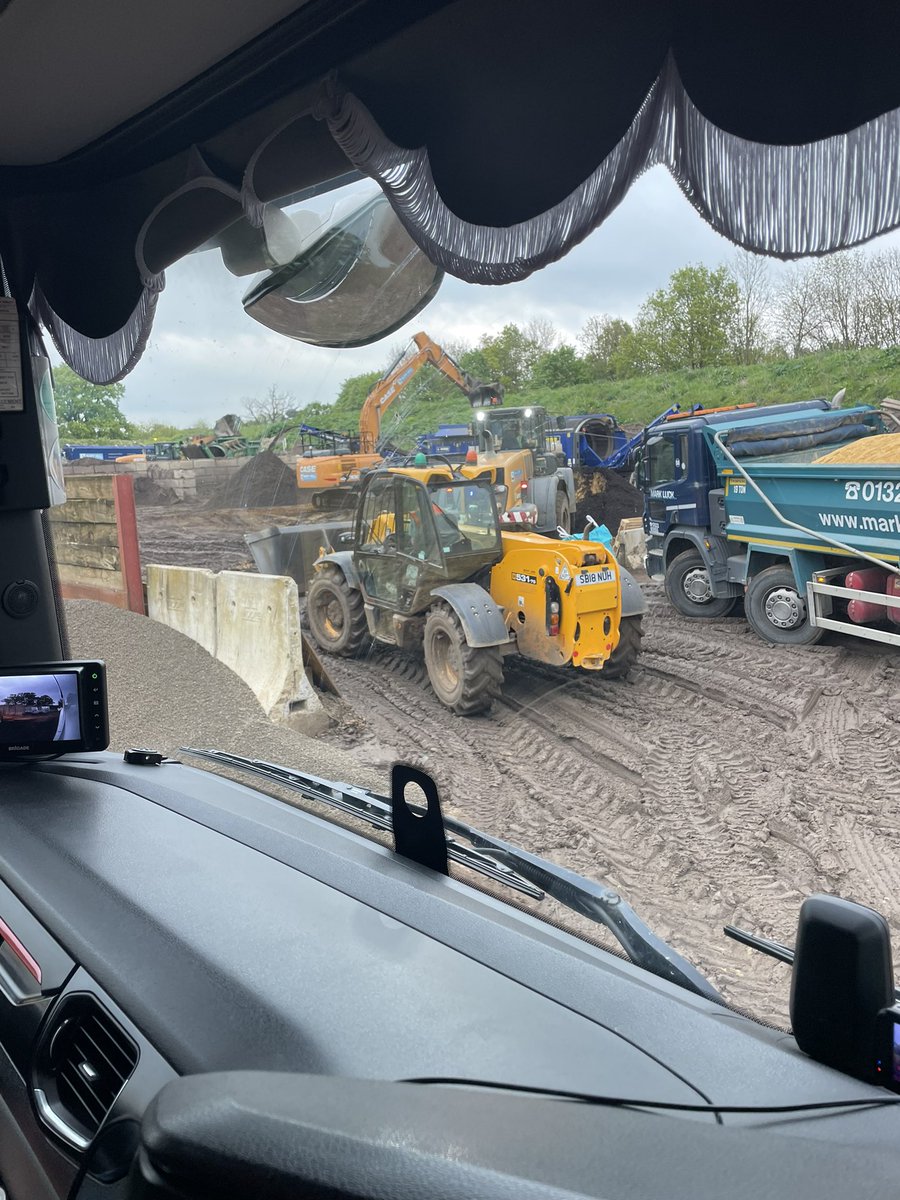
[181,748,544,900]
[725,924,900,1004]
[182,748,722,1004]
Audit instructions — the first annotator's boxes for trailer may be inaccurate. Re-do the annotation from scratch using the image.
[63,443,146,461]
[635,398,900,646]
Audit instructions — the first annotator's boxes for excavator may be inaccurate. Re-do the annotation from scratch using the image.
[295,332,502,508]
[305,458,646,714]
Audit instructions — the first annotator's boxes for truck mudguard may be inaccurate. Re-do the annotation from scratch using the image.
[430,583,510,648]
[315,550,362,591]
[618,566,648,617]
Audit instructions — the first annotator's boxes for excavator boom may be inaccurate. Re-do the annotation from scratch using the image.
[296,332,502,503]
[358,331,502,453]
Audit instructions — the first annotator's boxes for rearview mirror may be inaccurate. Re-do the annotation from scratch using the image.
[241,192,443,348]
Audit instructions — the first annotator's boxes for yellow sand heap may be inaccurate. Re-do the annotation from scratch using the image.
[814,433,900,465]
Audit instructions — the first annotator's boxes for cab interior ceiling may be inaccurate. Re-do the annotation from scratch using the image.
[1,0,900,372]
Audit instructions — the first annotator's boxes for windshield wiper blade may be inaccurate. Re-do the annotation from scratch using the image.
[180,748,544,900]
[182,748,722,1004]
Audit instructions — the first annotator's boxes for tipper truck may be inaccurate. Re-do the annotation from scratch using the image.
[635,398,900,647]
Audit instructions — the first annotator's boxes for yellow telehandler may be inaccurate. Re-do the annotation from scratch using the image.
[305,461,645,715]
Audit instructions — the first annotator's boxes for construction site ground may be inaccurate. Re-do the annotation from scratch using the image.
[134,493,900,1029]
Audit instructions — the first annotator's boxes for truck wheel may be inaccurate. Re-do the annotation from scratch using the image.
[555,490,572,536]
[665,549,737,619]
[600,616,643,679]
[306,569,369,657]
[423,602,503,715]
[745,565,824,646]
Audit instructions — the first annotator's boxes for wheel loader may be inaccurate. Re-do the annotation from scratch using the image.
[305,462,646,715]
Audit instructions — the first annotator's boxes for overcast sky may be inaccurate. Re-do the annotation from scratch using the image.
[110,166,900,427]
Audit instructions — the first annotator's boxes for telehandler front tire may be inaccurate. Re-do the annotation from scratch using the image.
[423,602,503,716]
[306,569,369,657]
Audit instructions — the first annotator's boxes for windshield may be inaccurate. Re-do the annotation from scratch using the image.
[428,480,502,553]
[48,169,900,1033]
[477,408,544,451]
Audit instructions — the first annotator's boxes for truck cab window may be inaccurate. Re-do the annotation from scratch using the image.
[647,435,687,486]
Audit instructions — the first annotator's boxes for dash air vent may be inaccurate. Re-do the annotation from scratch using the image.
[33,994,138,1150]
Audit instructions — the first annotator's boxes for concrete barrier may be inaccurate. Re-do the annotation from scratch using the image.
[216,571,319,720]
[147,565,217,656]
[613,517,647,574]
[146,565,321,722]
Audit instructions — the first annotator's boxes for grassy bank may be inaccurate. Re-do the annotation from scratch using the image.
[368,346,900,446]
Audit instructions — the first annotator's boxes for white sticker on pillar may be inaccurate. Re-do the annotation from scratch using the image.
[0,298,24,412]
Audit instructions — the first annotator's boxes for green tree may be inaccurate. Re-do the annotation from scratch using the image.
[630,265,741,371]
[470,324,536,391]
[579,315,634,378]
[53,365,135,441]
[529,344,589,389]
[329,370,382,427]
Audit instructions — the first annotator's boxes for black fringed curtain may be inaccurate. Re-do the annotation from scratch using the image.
[2,0,900,382]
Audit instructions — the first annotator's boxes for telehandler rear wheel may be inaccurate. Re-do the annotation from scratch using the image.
[423,602,503,716]
[306,569,369,657]
[600,616,643,679]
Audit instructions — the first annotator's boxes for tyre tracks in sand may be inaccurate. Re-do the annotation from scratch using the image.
[320,584,900,1027]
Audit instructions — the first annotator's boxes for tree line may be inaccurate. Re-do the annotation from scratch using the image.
[317,247,900,426]
[51,244,900,441]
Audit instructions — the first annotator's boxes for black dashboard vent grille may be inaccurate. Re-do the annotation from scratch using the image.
[40,995,138,1143]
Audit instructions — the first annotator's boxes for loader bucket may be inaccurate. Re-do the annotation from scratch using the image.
[244,522,352,595]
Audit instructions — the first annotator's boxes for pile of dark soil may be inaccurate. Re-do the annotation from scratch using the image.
[573,468,643,534]
[133,476,177,506]
[205,450,298,510]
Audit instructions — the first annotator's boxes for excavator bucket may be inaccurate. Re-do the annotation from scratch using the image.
[467,382,504,408]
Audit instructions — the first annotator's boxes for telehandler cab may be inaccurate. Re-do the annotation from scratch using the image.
[306,462,646,714]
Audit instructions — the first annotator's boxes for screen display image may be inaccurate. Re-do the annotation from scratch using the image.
[0,673,79,746]
[892,1019,900,1085]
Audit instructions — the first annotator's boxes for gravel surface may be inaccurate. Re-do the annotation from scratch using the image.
[64,600,383,793]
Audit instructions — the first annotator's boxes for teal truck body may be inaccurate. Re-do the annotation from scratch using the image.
[636,400,900,646]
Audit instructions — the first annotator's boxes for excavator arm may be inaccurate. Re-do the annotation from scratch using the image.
[359,332,502,453]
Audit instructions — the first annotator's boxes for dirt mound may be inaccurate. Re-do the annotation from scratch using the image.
[133,476,177,506]
[205,450,298,510]
[574,468,643,534]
